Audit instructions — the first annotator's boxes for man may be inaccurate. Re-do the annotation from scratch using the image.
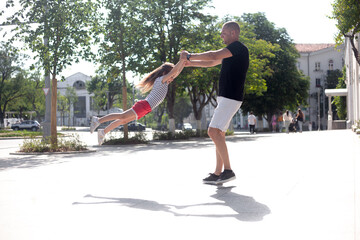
[248,111,256,134]
[180,21,249,184]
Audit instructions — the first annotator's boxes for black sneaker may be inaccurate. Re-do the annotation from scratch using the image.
[217,170,236,184]
[203,173,220,184]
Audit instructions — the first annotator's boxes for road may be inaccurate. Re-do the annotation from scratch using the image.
[0,130,359,240]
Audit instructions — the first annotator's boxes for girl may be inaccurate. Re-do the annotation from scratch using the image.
[90,60,185,145]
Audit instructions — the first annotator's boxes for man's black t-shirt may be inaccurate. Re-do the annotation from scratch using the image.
[219,41,249,101]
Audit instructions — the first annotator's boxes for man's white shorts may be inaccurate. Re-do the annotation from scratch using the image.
[209,96,242,132]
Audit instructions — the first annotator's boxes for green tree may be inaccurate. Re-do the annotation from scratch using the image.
[326,69,343,89]
[7,70,45,121]
[87,74,123,110]
[57,91,68,126]
[26,70,45,120]
[333,67,347,119]
[97,0,146,139]
[173,96,192,127]
[139,0,212,133]
[181,17,276,131]
[5,0,100,144]
[87,77,108,115]
[65,86,78,126]
[331,0,360,65]
[240,13,309,126]
[180,16,222,131]
[0,41,27,126]
[57,87,78,126]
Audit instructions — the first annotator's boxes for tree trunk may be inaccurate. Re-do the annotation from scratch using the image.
[51,75,57,146]
[119,28,128,139]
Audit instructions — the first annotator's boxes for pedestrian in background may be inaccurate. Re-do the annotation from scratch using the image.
[283,110,292,134]
[271,115,277,132]
[248,111,256,134]
[296,108,304,133]
[278,113,284,132]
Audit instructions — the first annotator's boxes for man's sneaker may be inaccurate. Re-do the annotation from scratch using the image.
[217,169,236,184]
[90,116,100,134]
[203,173,220,184]
[98,129,105,145]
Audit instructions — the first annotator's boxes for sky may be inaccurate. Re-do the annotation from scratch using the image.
[0,0,338,79]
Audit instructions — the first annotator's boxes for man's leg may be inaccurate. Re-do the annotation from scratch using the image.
[208,127,231,175]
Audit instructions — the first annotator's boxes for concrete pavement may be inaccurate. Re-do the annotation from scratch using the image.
[0,130,359,240]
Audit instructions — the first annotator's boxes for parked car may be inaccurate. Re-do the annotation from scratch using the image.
[182,123,193,130]
[11,120,41,131]
[118,122,146,131]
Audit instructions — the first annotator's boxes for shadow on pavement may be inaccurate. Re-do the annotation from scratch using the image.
[0,155,67,171]
[73,186,271,222]
[0,135,268,171]
[88,134,268,155]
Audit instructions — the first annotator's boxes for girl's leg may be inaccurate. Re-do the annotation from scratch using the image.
[103,109,137,134]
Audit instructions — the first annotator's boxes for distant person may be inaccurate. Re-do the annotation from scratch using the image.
[90,60,185,145]
[296,108,304,133]
[248,112,256,134]
[271,115,277,132]
[283,110,292,134]
[278,113,283,132]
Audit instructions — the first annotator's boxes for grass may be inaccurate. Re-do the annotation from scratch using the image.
[0,130,63,138]
[0,130,42,138]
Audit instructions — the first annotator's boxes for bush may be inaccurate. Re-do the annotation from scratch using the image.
[104,132,149,145]
[153,130,194,140]
[61,127,76,131]
[152,129,233,141]
[20,134,87,152]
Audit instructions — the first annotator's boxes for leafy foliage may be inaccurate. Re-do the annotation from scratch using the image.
[330,0,360,65]
[333,67,347,119]
[240,13,309,124]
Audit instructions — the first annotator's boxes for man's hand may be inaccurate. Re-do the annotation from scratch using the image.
[180,50,189,60]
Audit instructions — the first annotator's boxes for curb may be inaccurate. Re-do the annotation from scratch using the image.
[9,149,96,155]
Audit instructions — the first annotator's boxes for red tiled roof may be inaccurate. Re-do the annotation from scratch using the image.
[295,43,335,53]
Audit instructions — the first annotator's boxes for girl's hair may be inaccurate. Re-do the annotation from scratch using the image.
[137,62,174,93]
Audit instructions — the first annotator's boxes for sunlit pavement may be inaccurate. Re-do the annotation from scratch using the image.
[0,130,359,240]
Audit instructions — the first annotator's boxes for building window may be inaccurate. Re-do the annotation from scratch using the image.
[316,78,321,87]
[74,96,86,118]
[315,62,321,71]
[73,80,85,90]
[328,60,334,70]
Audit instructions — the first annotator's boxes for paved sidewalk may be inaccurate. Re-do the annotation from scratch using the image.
[0,130,359,240]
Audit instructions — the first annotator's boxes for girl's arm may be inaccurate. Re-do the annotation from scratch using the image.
[162,59,186,84]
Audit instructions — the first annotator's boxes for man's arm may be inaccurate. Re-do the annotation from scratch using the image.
[188,48,232,61]
[181,48,232,68]
[185,60,222,68]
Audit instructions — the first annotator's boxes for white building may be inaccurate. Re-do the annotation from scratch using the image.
[57,72,93,126]
[343,33,360,129]
[57,72,121,126]
[296,43,345,130]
